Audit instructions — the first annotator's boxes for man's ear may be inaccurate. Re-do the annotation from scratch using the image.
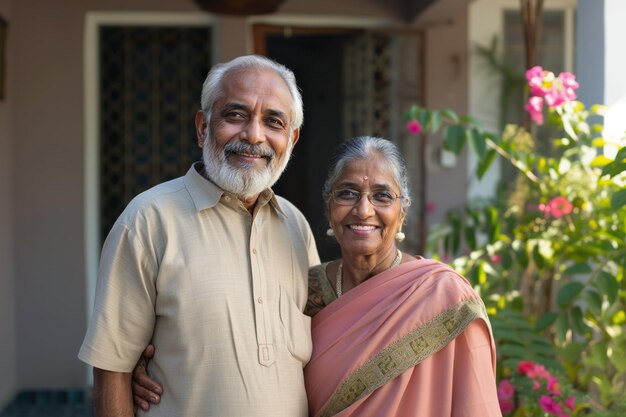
[291,127,301,147]
[195,111,207,148]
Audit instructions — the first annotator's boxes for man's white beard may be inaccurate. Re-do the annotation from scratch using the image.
[202,130,293,201]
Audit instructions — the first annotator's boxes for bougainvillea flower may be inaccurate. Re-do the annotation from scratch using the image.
[540,395,562,414]
[497,379,515,399]
[547,376,561,395]
[563,395,576,411]
[406,119,422,135]
[491,254,501,265]
[526,363,551,379]
[547,196,573,218]
[499,397,515,414]
[518,360,535,375]
[525,96,544,124]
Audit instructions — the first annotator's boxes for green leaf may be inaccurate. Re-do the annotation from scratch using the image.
[611,189,626,211]
[443,124,467,155]
[609,344,626,373]
[532,244,545,269]
[429,110,441,133]
[535,312,558,332]
[476,149,497,179]
[596,271,619,304]
[484,207,500,244]
[464,224,476,250]
[590,155,613,167]
[601,160,626,178]
[497,344,529,359]
[557,281,585,307]
[440,108,459,123]
[571,306,590,336]
[583,289,603,316]
[467,128,487,158]
[562,263,592,275]
[555,311,570,343]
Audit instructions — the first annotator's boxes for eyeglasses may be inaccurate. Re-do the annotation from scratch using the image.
[332,189,403,207]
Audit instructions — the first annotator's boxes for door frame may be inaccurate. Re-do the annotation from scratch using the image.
[83,13,215,381]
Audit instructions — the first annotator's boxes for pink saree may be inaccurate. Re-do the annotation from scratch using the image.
[304,258,502,417]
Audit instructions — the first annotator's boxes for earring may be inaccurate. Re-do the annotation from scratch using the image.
[395,231,405,243]
[326,228,335,237]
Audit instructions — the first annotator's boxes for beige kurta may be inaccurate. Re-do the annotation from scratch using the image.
[79,163,320,417]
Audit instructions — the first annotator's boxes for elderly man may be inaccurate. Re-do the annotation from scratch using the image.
[79,55,320,417]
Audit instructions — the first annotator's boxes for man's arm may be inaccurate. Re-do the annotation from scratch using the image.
[93,368,134,417]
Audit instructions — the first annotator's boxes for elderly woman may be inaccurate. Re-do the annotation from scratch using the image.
[133,136,502,417]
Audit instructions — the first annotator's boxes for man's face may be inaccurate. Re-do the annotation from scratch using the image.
[196,69,300,200]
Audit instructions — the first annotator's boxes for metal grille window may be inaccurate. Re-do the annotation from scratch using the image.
[99,26,211,242]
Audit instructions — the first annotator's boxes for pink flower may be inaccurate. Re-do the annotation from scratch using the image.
[547,196,573,218]
[525,96,544,124]
[406,119,422,135]
[491,254,501,265]
[540,395,562,414]
[426,201,436,214]
[547,376,561,395]
[526,363,551,380]
[518,361,535,375]
[497,379,515,399]
[499,397,515,414]
[526,66,545,89]
[563,395,576,411]
[544,88,565,108]
[559,72,579,101]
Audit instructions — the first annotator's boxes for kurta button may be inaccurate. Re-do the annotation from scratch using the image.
[257,297,263,304]
[252,248,257,254]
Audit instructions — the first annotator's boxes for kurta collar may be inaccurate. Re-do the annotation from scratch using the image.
[184,162,286,218]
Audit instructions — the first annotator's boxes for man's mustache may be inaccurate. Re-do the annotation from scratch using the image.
[224,142,275,161]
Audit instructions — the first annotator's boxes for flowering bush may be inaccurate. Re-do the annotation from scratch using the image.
[406,67,626,411]
[498,361,580,416]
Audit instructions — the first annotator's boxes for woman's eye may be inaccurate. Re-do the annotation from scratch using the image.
[373,192,393,202]
[336,190,359,199]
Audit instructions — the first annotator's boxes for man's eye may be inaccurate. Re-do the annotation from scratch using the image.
[224,112,245,120]
[266,118,284,127]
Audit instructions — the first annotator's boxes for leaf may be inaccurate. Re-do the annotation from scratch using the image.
[484,207,500,244]
[532,244,545,269]
[476,149,497,179]
[601,160,626,178]
[562,263,592,276]
[590,155,613,167]
[583,289,603,316]
[443,124,467,155]
[429,110,441,133]
[571,306,590,336]
[556,281,585,307]
[440,108,459,123]
[464,224,476,251]
[555,311,570,343]
[467,128,487,158]
[611,189,626,211]
[596,271,619,304]
[535,312,558,332]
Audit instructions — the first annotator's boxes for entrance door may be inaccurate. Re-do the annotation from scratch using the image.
[254,25,423,260]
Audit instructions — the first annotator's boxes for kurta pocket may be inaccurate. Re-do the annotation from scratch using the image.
[279,286,313,365]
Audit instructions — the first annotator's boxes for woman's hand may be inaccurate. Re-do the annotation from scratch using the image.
[132,344,163,411]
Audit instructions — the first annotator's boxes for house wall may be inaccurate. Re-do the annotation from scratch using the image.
[0,0,17,408]
[422,10,470,226]
[6,0,467,397]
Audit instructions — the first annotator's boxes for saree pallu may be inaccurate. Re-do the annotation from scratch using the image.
[304,259,502,417]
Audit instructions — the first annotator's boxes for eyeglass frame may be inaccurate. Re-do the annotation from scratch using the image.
[331,188,404,207]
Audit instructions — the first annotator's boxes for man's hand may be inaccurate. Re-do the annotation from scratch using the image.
[93,368,133,417]
[132,344,163,411]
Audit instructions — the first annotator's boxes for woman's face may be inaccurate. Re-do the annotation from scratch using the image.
[329,156,405,258]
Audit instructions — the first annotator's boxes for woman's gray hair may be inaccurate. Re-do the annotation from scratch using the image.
[200,55,303,131]
[322,136,412,211]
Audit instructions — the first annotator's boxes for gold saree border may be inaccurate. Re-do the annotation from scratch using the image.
[319,298,489,417]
